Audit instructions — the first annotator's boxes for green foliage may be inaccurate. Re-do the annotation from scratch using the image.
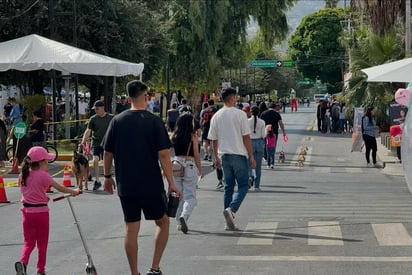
[346,29,404,127]
[22,95,47,125]
[288,8,345,92]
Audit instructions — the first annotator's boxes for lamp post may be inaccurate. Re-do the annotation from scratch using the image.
[61,71,72,140]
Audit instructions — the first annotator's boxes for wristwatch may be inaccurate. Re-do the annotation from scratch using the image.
[104,174,112,179]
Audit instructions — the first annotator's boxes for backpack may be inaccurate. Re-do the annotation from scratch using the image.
[331,105,339,119]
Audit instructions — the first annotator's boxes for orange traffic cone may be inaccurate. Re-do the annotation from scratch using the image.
[10,157,19,174]
[0,175,10,203]
[45,169,53,193]
[62,164,73,187]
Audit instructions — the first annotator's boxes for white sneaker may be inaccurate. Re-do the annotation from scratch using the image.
[225,225,240,231]
[254,187,261,192]
[367,163,374,168]
[374,162,384,168]
[223,207,236,231]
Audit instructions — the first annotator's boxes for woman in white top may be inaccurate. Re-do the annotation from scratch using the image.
[248,106,266,191]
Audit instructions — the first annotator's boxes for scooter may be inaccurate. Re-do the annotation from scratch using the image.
[53,194,98,275]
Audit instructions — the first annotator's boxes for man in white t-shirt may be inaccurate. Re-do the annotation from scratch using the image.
[78,97,88,120]
[208,87,256,231]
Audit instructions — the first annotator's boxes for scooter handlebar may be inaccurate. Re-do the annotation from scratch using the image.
[52,191,82,202]
[53,194,72,202]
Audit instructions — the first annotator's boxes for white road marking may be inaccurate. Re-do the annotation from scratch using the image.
[206,256,412,262]
[308,221,344,245]
[237,222,278,245]
[372,223,412,246]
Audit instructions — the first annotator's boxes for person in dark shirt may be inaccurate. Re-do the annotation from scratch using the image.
[166,103,179,132]
[102,80,181,275]
[260,103,287,160]
[115,95,130,114]
[28,110,45,148]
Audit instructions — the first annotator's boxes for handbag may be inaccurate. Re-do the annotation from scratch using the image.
[172,140,192,177]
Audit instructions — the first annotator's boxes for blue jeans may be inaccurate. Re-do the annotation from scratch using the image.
[221,154,249,213]
[249,139,264,188]
[267,147,275,166]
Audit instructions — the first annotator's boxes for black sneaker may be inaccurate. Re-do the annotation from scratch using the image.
[147,268,162,275]
[15,261,27,275]
[203,154,209,161]
[208,156,212,162]
[216,181,224,190]
[179,216,188,234]
[248,177,254,189]
[93,181,101,191]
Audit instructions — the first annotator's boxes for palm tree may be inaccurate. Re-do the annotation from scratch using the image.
[350,0,404,36]
[346,29,404,129]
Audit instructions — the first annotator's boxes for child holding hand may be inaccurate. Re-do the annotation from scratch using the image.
[15,146,80,275]
[266,124,276,169]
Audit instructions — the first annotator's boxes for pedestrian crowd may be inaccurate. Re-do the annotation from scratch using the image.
[13,82,289,275]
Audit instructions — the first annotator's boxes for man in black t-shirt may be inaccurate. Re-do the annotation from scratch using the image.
[260,102,287,160]
[102,80,181,275]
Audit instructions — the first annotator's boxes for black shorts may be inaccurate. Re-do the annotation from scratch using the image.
[92,145,104,158]
[119,190,168,222]
[201,127,210,141]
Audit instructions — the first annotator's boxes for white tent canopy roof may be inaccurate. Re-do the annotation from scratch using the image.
[0,34,144,77]
[362,58,412,83]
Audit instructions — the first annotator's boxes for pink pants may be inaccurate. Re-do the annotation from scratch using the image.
[20,210,49,273]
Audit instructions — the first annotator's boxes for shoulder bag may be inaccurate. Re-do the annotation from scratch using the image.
[172,140,192,177]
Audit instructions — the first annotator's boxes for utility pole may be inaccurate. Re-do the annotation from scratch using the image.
[406,0,411,56]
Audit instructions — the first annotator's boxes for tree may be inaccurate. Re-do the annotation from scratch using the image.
[350,0,404,36]
[288,8,346,93]
[169,0,297,89]
[347,29,404,129]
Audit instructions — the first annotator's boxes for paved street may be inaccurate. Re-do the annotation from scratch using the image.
[1,105,411,275]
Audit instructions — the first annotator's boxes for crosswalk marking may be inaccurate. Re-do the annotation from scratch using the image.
[372,223,412,246]
[313,167,331,173]
[235,221,412,247]
[307,221,344,245]
[206,255,412,262]
[237,222,278,245]
[345,167,363,173]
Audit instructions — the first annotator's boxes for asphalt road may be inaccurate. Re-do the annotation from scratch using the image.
[1,104,411,275]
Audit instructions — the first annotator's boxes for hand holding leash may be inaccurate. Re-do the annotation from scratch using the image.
[104,177,116,194]
[283,134,288,143]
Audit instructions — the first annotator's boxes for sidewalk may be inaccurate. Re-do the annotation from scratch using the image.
[376,136,403,176]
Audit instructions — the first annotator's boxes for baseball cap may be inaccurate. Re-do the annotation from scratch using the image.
[27,146,55,162]
[92,100,104,109]
[268,102,277,109]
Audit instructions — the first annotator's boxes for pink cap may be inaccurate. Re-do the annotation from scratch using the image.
[27,146,55,162]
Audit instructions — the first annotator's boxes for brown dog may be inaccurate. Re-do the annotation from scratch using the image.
[72,145,90,191]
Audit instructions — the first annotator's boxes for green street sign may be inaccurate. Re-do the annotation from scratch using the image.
[14,122,27,139]
[249,60,277,68]
[282,60,295,67]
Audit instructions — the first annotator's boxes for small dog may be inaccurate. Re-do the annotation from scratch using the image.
[72,144,90,191]
[278,150,285,163]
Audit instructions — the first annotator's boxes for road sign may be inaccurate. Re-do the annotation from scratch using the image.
[276,60,296,67]
[282,60,295,67]
[14,122,27,139]
[249,60,277,67]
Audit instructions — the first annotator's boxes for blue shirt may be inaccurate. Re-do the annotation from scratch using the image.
[8,104,22,126]
[362,116,376,137]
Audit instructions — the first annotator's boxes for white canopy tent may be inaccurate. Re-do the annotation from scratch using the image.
[0,34,144,140]
[0,34,144,77]
[362,58,412,83]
